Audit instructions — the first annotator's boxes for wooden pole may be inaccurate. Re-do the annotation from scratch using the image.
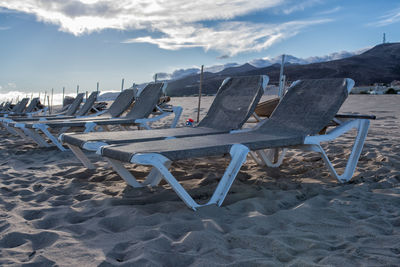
[121,78,124,92]
[197,65,204,123]
[51,88,54,114]
[278,54,286,98]
[47,96,50,112]
[154,74,157,83]
[96,82,99,93]
[43,91,47,107]
[76,85,79,95]
[62,87,65,106]
[86,91,88,100]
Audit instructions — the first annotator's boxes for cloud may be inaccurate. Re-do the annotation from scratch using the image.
[0,82,17,92]
[276,0,322,15]
[0,0,330,55]
[217,55,230,60]
[368,7,400,27]
[0,26,10,30]
[317,6,341,15]
[124,19,330,56]
[7,82,17,88]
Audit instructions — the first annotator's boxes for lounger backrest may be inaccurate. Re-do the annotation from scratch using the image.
[76,91,98,116]
[12,98,30,113]
[260,78,349,135]
[24,98,40,113]
[65,93,85,116]
[2,102,11,111]
[108,89,135,117]
[125,83,164,119]
[197,75,265,130]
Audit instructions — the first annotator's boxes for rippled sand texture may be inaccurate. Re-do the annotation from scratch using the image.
[0,95,399,266]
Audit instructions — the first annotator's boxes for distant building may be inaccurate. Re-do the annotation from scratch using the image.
[390,80,400,89]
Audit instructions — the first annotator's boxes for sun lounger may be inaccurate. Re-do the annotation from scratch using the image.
[0,93,93,138]
[1,101,12,112]
[2,97,45,118]
[0,98,30,116]
[97,78,371,210]
[8,83,182,151]
[60,75,269,169]
[3,92,97,122]
[4,89,135,149]
[4,93,85,121]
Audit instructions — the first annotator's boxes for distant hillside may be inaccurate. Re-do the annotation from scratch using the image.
[165,43,400,96]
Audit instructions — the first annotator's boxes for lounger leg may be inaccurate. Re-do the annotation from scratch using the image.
[84,122,97,133]
[132,153,201,210]
[303,119,370,183]
[256,148,287,167]
[67,144,96,169]
[207,144,250,206]
[249,151,264,165]
[21,128,51,147]
[2,123,22,136]
[10,127,31,141]
[170,106,183,128]
[59,127,70,134]
[138,122,151,130]
[34,124,67,151]
[143,161,172,186]
[131,144,250,210]
[105,158,144,188]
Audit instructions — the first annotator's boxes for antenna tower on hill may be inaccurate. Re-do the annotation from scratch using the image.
[383,33,386,44]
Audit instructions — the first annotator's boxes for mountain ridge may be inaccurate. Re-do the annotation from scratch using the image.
[164,43,400,96]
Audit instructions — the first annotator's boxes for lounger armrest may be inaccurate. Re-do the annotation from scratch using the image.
[335,113,376,120]
[26,107,48,118]
[76,109,108,118]
[135,112,171,129]
[305,119,369,144]
[230,128,253,134]
[55,110,68,116]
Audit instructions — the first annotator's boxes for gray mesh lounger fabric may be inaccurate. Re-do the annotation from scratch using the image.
[13,98,30,114]
[65,93,85,116]
[107,89,136,118]
[11,97,41,115]
[74,91,99,116]
[63,127,224,148]
[101,78,349,162]
[198,76,265,130]
[24,98,41,113]
[62,75,266,148]
[102,131,304,162]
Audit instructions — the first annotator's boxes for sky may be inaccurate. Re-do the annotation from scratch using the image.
[0,0,400,96]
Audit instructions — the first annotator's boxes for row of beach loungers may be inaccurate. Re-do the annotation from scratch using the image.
[0,76,375,210]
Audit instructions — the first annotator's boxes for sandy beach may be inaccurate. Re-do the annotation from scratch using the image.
[0,95,399,266]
